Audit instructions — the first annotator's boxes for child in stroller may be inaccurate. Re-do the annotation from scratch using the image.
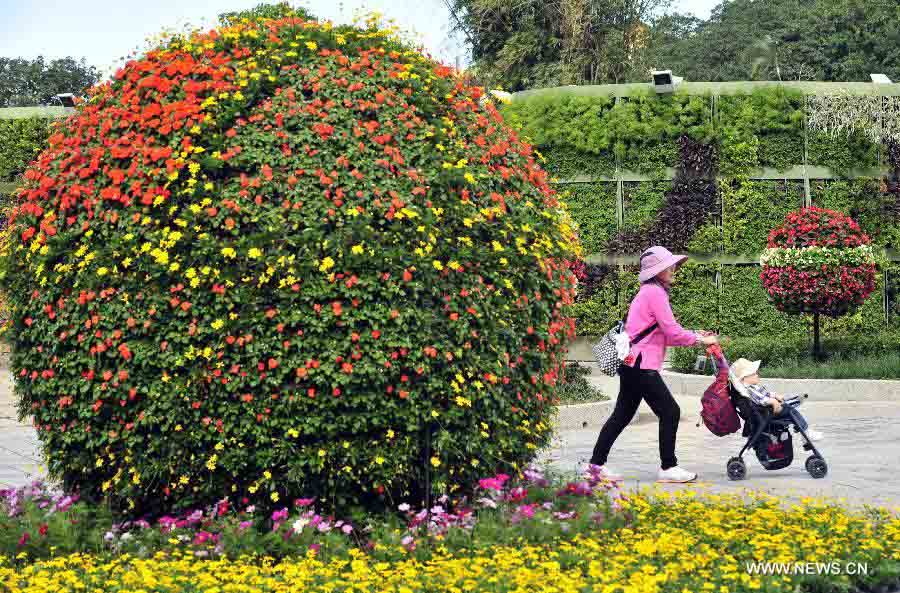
[705,347,828,480]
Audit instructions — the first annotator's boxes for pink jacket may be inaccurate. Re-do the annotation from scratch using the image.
[625,281,699,371]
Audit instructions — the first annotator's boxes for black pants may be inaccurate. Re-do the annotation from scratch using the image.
[590,355,680,470]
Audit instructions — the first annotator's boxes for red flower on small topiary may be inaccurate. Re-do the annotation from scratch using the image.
[761,207,876,317]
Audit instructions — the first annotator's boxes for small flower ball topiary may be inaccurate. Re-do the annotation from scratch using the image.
[760,207,877,317]
[1,13,579,515]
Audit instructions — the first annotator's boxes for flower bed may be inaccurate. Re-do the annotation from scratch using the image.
[2,470,899,592]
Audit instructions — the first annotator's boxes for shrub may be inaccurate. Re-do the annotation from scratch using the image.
[555,363,607,405]
[0,117,54,183]
[0,14,579,517]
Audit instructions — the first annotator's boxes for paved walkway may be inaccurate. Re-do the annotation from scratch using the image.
[540,397,900,508]
[0,367,42,489]
[2,366,899,508]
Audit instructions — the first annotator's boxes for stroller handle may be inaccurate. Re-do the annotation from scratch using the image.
[705,344,727,365]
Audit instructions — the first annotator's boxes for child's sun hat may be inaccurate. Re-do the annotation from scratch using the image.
[731,358,761,381]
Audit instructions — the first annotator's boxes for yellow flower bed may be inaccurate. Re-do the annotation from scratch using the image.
[2,489,898,593]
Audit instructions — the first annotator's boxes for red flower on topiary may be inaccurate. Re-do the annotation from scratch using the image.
[761,207,877,317]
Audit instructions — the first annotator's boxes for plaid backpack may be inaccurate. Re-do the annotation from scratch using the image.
[699,347,741,436]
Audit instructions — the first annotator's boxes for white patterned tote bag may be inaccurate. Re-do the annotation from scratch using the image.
[592,321,658,376]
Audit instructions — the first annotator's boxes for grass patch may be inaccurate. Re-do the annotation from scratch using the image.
[557,363,608,404]
[760,351,900,380]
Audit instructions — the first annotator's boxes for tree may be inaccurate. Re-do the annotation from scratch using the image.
[645,0,900,83]
[446,0,671,91]
[0,57,99,107]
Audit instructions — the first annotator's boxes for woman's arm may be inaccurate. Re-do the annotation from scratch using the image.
[647,285,699,347]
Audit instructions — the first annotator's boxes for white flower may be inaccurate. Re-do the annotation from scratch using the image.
[477,497,497,509]
[398,503,411,512]
[292,517,309,532]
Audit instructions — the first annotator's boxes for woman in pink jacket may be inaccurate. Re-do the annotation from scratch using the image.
[590,246,719,483]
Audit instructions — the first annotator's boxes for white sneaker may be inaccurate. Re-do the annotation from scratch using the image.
[591,464,624,481]
[657,466,698,483]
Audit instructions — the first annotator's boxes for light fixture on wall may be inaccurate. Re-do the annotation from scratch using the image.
[652,70,683,94]
[870,74,893,84]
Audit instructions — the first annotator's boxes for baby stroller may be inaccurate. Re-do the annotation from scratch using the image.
[702,346,828,480]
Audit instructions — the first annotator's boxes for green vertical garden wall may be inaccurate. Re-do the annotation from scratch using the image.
[503,82,900,355]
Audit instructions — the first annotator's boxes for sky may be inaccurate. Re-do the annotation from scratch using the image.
[0,0,721,76]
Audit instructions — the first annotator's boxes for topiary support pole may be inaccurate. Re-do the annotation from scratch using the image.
[812,311,822,361]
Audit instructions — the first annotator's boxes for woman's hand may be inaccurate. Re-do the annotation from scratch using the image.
[772,400,783,414]
[698,334,719,346]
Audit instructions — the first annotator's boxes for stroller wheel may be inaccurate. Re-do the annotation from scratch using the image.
[805,455,828,479]
[726,457,747,481]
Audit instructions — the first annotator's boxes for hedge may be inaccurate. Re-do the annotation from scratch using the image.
[0,117,54,183]
[670,329,900,373]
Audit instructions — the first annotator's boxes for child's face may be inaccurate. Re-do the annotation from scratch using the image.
[742,373,760,385]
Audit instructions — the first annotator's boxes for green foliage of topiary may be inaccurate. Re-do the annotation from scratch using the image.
[0,16,579,517]
[716,88,804,174]
[686,222,722,254]
[560,183,617,255]
[757,132,803,172]
[0,117,54,182]
[722,179,804,255]
[501,91,713,177]
[887,263,900,328]
[500,94,617,165]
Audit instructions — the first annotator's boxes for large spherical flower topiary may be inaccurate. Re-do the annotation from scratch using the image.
[760,207,877,317]
[1,15,579,515]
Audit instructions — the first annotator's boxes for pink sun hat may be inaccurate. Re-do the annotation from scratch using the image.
[637,246,688,283]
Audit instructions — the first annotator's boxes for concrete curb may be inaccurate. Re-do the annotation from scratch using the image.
[555,400,645,431]
[572,360,900,402]
[662,370,900,402]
